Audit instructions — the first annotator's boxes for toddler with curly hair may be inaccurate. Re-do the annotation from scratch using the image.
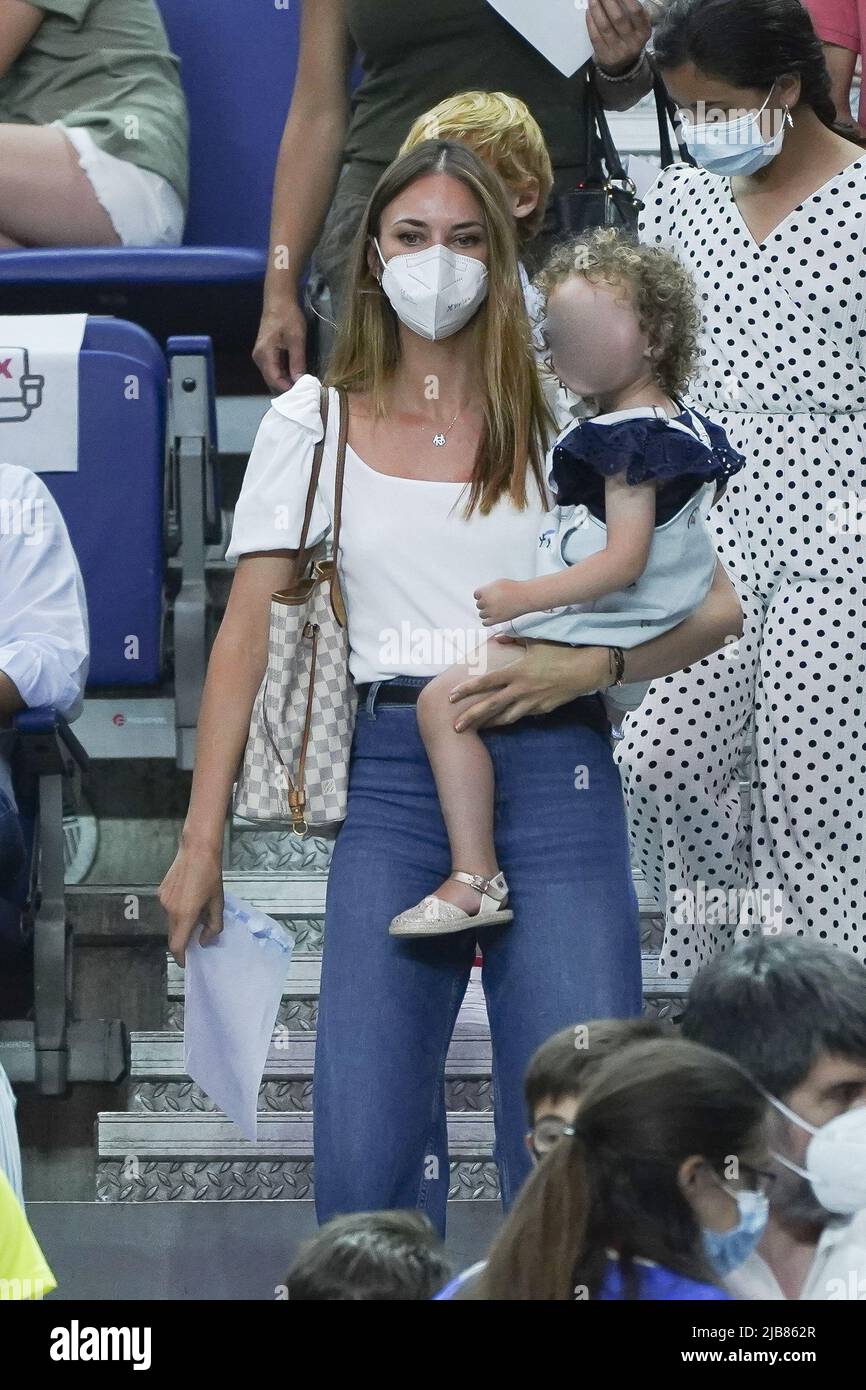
[389,229,746,939]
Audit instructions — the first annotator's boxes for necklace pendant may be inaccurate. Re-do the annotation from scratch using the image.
[432,432,447,447]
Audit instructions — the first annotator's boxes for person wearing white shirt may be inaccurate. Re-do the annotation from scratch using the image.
[0,462,88,898]
[681,938,866,1300]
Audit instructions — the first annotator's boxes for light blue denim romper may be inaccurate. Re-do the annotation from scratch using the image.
[511,406,729,712]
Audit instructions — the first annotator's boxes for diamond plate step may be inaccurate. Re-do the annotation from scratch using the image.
[142,958,686,1120]
[130,1033,493,1115]
[96,1111,499,1201]
[164,949,684,1032]
[138,969,491,1112]
[132,1075,494,1116]
[212,869,662,917]
[68,873,336,944]
[69,868,664,959]
[94,867,679,1201]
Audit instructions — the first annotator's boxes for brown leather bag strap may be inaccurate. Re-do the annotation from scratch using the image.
[331,386,349,561]
[294,384,330,577]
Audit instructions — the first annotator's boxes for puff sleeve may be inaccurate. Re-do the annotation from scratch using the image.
[551,413,746,499]
[225,374,333,561]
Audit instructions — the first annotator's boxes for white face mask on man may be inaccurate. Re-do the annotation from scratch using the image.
[768,1094,866,1216]
[374,238,489,341]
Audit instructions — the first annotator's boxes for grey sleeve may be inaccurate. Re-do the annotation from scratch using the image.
[593,53,654,113]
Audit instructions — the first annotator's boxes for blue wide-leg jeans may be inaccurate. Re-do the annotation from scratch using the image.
[313,681,642,1234]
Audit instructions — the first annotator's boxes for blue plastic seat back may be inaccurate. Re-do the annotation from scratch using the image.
[37,318,166,688]
[156,0,301,249]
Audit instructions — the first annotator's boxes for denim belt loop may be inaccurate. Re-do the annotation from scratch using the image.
[365,681,383,720]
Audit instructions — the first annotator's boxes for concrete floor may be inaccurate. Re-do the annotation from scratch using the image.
[28,1200,501,1300]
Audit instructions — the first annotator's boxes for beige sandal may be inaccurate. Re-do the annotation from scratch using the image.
[389,871,512,938]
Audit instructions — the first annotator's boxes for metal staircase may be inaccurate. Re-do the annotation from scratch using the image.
[95,858,685,1202]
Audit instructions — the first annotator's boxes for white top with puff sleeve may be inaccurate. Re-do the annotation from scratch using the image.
[226,376,548,685]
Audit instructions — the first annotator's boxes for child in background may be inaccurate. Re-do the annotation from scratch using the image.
[390,229,745,938]
[473,1037,770,1300]
[283,1210,451,1301]
[523,1016,667,1162]
[435,1015,668,1300]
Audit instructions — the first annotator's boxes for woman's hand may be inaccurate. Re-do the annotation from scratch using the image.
[454,562,743,729]
[587,0,651,76]
[159,553,297,965]
[159,836,225,967]
[253,298,308,394]
[449,636,610,730]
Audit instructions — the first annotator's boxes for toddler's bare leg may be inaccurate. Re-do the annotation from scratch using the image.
[415,640,524,914]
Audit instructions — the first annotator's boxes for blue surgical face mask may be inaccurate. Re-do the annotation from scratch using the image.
[702,1177,769,1277]
[680,85,793,176]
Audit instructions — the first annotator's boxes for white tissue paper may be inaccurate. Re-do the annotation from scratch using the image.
[184,894,293,1141]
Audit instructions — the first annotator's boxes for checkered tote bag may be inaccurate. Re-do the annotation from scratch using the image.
[234,386,356,834]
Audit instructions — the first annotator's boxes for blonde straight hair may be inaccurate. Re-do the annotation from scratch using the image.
[325,140,552,517]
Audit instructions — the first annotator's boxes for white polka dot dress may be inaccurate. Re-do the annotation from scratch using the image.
[616,158,866,978]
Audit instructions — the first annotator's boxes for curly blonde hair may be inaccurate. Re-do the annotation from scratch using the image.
[535,228,702,397]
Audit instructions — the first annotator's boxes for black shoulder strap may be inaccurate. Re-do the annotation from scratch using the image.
[652,64,696,168]
[586,69,630,184]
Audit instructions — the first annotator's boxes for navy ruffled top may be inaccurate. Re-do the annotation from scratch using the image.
[550,405,747,526]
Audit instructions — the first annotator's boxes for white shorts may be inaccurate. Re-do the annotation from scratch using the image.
[55,123,185,248]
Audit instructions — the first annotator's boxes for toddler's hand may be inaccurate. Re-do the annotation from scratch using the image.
[475,579,526,627]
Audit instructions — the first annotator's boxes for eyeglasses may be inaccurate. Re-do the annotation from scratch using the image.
[528,1114,782,1190]
[528,1117,571,1157]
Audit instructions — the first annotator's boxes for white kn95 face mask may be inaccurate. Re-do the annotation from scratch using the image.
[374,239,489,341]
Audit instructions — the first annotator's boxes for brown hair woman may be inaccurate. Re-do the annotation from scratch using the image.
[161,142,743,1233]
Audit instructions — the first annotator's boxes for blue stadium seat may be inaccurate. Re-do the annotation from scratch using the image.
[0,311,218,1090]
[157,0,298,254]
[0,2,300,353]
[47,318,167,687]
[32,316,218,765]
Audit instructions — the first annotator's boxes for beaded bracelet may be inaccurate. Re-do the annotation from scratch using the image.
[595,52,649,84]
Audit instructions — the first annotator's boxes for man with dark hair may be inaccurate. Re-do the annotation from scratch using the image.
[283,1210,450,1301]
[681,938,866,1300]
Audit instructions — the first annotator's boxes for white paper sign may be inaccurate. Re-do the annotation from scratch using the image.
[184,895,293,1142]
[487,0,593,77]
[0,314,87,474]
